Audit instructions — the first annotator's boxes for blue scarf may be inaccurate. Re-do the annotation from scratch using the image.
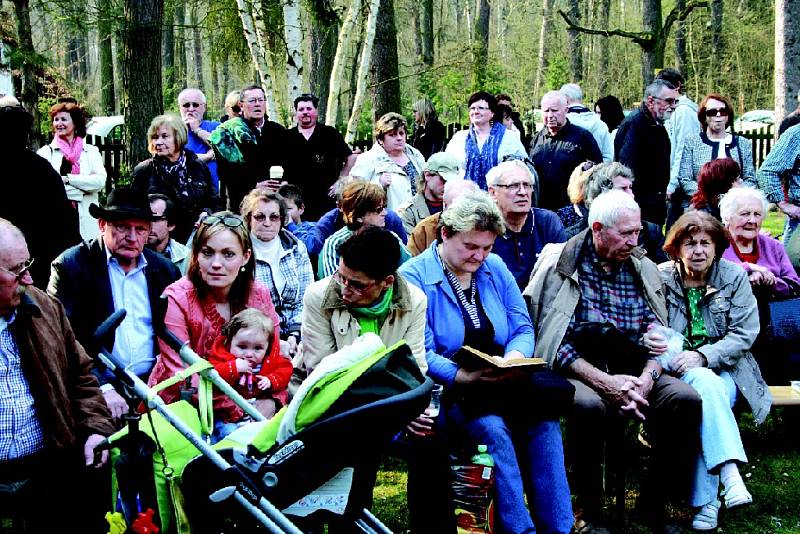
[464,121,506,189]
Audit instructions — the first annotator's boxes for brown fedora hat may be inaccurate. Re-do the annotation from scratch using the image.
[89,188,157,221]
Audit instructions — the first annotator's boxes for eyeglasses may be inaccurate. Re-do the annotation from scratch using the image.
[181,102,203,108]
[109,222,149,236]
[494,181,533,192]
[368,205,387,214]
[203,214,245,229]
[252,213,282,224]
[244,98,267,105]
[332,270,378,294]
[469,105,490,112]
[653,96,678,106]
[580,160,597,172]
[0,258,35,282]
[704,108,729,117]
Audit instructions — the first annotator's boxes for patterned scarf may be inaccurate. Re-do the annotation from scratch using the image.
[55,135,84,174]
[153,152,191,201]
[349,286,394,335]
[209,117,257,163]
[464,121,506,189]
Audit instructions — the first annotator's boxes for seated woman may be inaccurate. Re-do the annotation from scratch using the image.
[646,211,770,531]
[318,181,410,279]
[719,186,800,383]
[148,212,282,440]
[399,191,573,534]
[240,189,313,356]
[690,158,743,220]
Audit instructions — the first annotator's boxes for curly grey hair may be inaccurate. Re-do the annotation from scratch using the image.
[584,162,635,208]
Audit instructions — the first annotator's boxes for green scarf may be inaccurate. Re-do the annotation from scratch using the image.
[349,286,394,335]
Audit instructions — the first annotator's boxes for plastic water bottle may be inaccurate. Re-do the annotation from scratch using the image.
[451,445,495,533]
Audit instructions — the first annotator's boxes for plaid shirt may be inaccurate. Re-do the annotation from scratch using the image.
[759,124,800,204]
[0,311,45,460]
[254,230,314,337]
[555,239,658,369]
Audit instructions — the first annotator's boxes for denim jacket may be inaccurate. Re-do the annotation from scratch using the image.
[659,259,771,424]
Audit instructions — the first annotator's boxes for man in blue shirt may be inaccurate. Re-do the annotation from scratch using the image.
[179,88,221,194]
[487,160,567,289]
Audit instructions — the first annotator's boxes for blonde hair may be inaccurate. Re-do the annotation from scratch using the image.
[412,99,437,125]
[146,114,188,155]
[221,308,275,348]
[374,112,408,141]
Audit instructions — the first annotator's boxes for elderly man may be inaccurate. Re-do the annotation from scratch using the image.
[210,85,288,212]
[48,189,180,422]
[407,179,478,256]
[561,83,613,162]
[178,88,221,194]
[656,68,702,229]
[284,93,358,221]
[615,79,679,227]
[487,160,566,289]
[0,219,114,532]
[525,190,701,532]
[529,91,603,211]
[397,152,460,234]
[146,193,190,274]
[759,124,800,243]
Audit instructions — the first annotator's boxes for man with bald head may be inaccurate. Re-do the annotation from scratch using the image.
[529,90,602,211]
[0,218,114,532]
[178,88,221,194]
[407,178,478,256]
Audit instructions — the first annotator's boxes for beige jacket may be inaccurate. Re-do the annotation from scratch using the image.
[524,229,668,367]
[300,274,428,373]
[397,194,433,235]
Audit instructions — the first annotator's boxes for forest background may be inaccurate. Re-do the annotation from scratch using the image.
[0,0,794,165]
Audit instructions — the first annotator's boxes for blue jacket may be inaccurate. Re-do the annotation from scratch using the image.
[399,245,535,386]
[306,207,408,255]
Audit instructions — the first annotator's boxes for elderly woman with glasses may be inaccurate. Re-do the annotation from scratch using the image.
[674,94,756,212]
[350,112,426,212]
[318,181,410,279]
[400,191,573,534]
[132,114,219,243]
[240,189,313,356]
[148,211,282,440]
[445,91,527,190]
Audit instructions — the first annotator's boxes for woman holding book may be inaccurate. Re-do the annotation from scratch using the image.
[399,191,573,534]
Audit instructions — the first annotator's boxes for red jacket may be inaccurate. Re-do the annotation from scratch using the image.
[208,335,291,405]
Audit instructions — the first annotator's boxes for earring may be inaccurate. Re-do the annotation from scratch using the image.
[240,266,246,272]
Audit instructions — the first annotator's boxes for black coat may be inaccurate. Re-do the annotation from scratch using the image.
[47,239,180,383]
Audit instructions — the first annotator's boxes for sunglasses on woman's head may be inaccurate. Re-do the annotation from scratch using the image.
[581,160,597,172]
[202,214,245,229]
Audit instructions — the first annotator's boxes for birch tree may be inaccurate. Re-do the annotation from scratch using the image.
[236,0,278,118]
[325,0,362,126]
[775,0,800,127]
[345,0,381,144]
[283,0,304,105]
[533,0,551,99]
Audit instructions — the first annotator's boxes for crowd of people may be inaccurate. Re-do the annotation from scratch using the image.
[2,68,800,534]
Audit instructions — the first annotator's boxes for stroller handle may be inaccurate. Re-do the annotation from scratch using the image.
[94,309,127,342]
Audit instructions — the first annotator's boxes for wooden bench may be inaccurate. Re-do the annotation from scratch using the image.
[769,386,800,406]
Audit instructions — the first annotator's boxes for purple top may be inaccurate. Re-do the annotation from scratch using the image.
[722,233,800,298]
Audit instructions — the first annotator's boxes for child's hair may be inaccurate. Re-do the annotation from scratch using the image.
[220,308,275,345]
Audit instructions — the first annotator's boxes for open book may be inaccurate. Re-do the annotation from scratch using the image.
[453,345,546,371]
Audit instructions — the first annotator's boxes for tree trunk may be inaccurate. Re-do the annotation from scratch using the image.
[709,0,723,88]
[775,0,800,127]
[12,0,41,148]
[162,0,175,105]
[98,0,116,114]
[421,0,434,67]
[222,55,230,96]
[122,0,164,167]
[325,0,362,126]
[175,0,187,89]
[309,20,338,120]
[598,0,611,95]
[283,0,304,105]
[471,0,489,89]
[191,1,204,91]
[412,3,423,61]
[346,0,381,143]
[250,0,281,121]
[236,0,278,118]
[641,0,663,86]
[534,0,551,99]
[567,0,583,82]
[675,0,687,77]
[370,0,400,121]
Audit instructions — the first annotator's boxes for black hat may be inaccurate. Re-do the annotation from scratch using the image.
[89,188,157,221]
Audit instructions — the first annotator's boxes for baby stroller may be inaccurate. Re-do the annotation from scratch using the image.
[94,310,432,534]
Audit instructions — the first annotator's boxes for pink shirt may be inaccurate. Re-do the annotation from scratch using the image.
[147,276,282,422]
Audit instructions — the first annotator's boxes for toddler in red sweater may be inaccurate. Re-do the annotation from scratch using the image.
[209,308,291,419]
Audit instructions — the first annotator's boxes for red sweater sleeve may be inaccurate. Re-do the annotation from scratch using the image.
[258,339,292,392]
[207,337,240,384]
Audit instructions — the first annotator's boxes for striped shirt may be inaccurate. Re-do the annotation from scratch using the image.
[0,311,45,460]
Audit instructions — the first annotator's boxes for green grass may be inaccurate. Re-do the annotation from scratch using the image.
[372,412,800,533]
[763,207,787,239]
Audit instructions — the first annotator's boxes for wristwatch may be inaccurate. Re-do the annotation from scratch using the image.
[650,368,661,382]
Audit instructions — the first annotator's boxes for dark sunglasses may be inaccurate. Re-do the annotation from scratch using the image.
[181,102,202,108]
[0,258,34,282]
[704,108,729,117]
[252,213,282,223]
[202,214,245,229]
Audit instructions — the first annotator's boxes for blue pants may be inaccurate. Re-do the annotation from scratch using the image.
[444,403,573,534]
[681,368,747,507]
